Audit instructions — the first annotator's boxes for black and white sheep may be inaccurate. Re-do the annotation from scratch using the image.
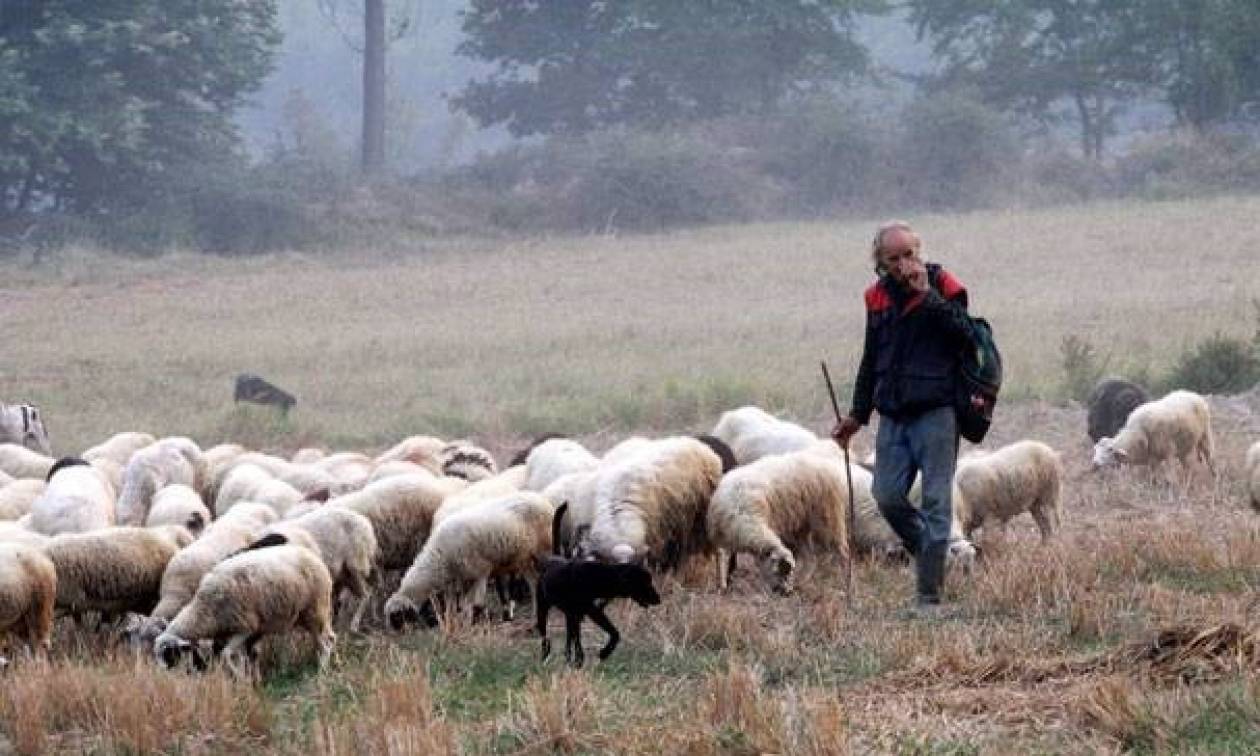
[26,457,116,536]
[439,441,498,483]
[145,484,213,536]
[155,543,335,674]
[0,402,51,455]
[1091,390,1215,475]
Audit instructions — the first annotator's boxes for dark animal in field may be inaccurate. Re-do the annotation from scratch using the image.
[1087,377,1150,442]
[535,504,662,667]
[693,434,738,474]
[233,373,296,415]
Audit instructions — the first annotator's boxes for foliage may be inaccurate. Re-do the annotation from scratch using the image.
[0,0,280,215]
[452,0,881,137]
[1164,332,1260,395]
[1061,334,1108,403]
[1115,131,1260,199]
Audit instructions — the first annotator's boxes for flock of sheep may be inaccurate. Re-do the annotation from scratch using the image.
[0,381,1250,674]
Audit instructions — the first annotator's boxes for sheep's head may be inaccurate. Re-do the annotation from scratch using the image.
[613,564,661,608]
[946,539,978,575]
[761,547,796,595]
[122,615,168,651]
[154,632,193,669]
[384,595,439,633]
[1091,437,1126,469]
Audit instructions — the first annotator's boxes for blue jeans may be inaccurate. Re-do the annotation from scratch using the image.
[871,406,959,557]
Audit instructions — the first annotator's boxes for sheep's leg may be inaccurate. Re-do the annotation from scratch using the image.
[223,635,252,678]
[588,605,620,662]
[468,578,489,625]
[1030,506,1054,541]
[564,612,584,668]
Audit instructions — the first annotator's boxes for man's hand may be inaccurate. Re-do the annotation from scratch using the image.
[830,415,862,448]
[903,257,930,293]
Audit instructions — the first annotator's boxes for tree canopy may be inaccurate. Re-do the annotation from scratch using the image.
[452,0,881,137]
[0,0,280,214]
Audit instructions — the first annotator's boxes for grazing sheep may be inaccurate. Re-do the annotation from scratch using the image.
[257,506,379,630]
[146,484,213,536]
[1246,441,1260,512]
[600,436,655,466]
[711,406,819,465]
[541,470,601,557]
[332,473,466,572]
[1091,390,1215,475]
[586,436,723,570]
[43,525,193,618]
[0,443,54,480]
[509,433,568,467]
[89,458,124,496]
[214,463,305,518]
[440,441,498,483]
[536,505,662,667]
[233,373,297,415]
[0,542,56,658]
[26,458,116,536]
[81,432,156,468]
[707,442,852,594]
[953,440,1063,540]
[116,438,205,527]
[150,503,278,622]
[211,452,337,503]
[432,465,530,527]
[1087,378,1151,443]
[524,438,599,493]
[0,478,46,521]
[693,434,739,474]
[312,452,375,491]
[374,435,446,473]
[154,543,335,673]
[385,492,553,630]
[201,443,248,497]
[292,447,328,464]
[0,402,51,455]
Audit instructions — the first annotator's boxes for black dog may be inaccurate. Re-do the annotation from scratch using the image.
[535,504,662,667]
[233,373,296,415]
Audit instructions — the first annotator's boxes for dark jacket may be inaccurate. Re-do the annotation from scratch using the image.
[850,263,974,423]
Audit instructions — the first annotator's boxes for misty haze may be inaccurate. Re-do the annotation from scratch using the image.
[2,1,1260,752]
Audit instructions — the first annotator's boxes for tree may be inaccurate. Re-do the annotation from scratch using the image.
[0,0,280,215]
[452,0,880,137]
[1138,0,1260,129]
[906,1,1156,161]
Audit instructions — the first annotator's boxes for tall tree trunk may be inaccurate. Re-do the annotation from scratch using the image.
[361,0,386,176]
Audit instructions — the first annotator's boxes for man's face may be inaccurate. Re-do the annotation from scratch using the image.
[877,228,920,284]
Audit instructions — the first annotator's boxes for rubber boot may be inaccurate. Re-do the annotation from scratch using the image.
[915,541,948,606]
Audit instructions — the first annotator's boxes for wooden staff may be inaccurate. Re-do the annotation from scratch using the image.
[821,360,856,604]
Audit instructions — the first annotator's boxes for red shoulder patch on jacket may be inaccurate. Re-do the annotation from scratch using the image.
[864,282,892,312]
[936,269,966,300]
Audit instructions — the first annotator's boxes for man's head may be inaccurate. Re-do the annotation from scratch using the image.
[871,220,923,284]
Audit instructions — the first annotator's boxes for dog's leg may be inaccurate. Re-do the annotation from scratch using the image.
[564,611,585,668]
[588,605,620,661]
[536,593,552,661]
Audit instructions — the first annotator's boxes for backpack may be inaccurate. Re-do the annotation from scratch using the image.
[955,316,1002,443]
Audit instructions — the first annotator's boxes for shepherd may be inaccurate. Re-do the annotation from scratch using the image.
[831,220,976,614]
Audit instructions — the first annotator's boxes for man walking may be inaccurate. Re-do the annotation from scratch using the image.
[832,220,975,610]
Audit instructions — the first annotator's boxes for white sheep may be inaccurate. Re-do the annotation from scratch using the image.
[1246,441,1260,512]
[586,436,723,569]
[374,435,446,473]
[146,484,213,536]
[524,438,599,493]
[368,460,438,484]
[291,447,328,464]
[439,441,498,482]
[81,431,156,468]
[0,522,49,549]
[211,452,339,502]
[0,402,51,455]
[953,440,1063,540]
[26,458,116,536]
[711,406,819,465]
[312,452,375,491]
[0,443,54,480]
[89,458,124,496]
[600,436,655,466]
[214,463,305,518]
[0,542,57,659]
[1091,390,1214,476]
[707,443,852,594]
[257,506,379,631]
[331,473,466,572]
[154,543,336,674]
[0,478,46,521]
[384,492,553,629]
[116,438,205,527]
[0,469,10,487]
[541,469,601,556]
[43,524,193,619]
[150,502,278,622]
[432,465,529,528]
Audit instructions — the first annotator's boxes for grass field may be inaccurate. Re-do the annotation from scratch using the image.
[2,195,1260,753]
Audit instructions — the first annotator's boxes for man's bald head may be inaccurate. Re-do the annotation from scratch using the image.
[871,220,924,284]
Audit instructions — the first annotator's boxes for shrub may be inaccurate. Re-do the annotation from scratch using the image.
[1115,131,1260,199]
[1164,332,1260,395]
[1061,334,1108,402]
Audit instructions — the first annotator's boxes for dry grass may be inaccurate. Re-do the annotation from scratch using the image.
[3,196,1260,753]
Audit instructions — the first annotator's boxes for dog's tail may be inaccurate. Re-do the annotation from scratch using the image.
[552,502,569,557]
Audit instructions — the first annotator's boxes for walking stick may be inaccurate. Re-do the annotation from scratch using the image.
[821,360,856,604]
